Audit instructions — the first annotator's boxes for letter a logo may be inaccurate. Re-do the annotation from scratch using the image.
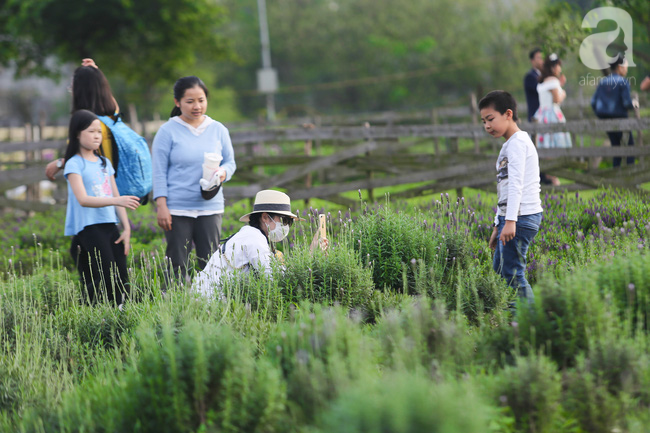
[579,7,635,70]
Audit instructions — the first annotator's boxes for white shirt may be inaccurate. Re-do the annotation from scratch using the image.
[495,131,543,225]
[171,115,216,136]
[191,225,273,298]
[537,77,565,109]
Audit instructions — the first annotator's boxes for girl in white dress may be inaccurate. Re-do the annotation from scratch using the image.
[534,53,572,148]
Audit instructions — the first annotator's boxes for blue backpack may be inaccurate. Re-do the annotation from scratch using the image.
[97,115,152,198]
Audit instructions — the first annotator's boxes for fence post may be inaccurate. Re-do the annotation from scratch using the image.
[315,116,325,184]
[449,137,459,154]
[431,109,440,155]
[303,122,314,206]
[364,122,374,203]
[577,87,584,163]
[24,123,39,203]
[470,93,480,154]
[589,134,598,172]
[633,91,644,168]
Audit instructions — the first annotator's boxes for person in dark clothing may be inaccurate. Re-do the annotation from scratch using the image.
[591,54,639,167]
[524,48,544,122]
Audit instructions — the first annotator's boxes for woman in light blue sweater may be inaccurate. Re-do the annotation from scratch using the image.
[153,76,236,284]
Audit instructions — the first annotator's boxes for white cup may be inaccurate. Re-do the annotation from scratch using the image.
[202,153,223,179]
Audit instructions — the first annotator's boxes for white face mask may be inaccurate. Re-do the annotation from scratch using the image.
[267,220,290,243]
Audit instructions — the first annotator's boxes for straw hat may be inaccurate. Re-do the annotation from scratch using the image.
[239,190,304,222]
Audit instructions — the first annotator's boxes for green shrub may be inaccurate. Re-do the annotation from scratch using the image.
[364,289,411,323]
[586,333,647,399]
[17,268,77,313]
[0,269,78,357]
[423,259,511,323]
[515,270,611,368]
[55,303,140,351]
[563,359,627,433]
[281,242,375,311]
[350,201,508,322]
[351,203,440,292]
[318,372,494,433]
[0,358,21,412]
[221,270,290,322]
[474,319,517,369]
[489,353,562,433]
[593,251,650,331]
[218,238,375,322]
[125,319,286,433]
[373,297,474,374]
[562,332,650,433]
[265,303,372,424]
[29,318,288,433]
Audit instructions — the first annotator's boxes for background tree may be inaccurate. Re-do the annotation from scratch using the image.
[0,0,232,118]
[521,0,649,78]
[8,0,648,121]
[214,0,540,118]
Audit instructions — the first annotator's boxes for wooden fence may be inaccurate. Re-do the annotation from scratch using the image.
[1,112,649,212]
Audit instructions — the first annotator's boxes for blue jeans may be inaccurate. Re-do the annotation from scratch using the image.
[493,213,542,304]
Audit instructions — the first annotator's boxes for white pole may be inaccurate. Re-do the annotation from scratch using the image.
[257,0,276,121]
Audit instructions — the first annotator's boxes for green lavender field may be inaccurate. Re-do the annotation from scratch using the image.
[2,188,650,432]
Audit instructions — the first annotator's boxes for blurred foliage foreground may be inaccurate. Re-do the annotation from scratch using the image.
[2,188,650,432]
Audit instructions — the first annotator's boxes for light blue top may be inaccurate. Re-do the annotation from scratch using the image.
[64,155,118,236]
[152,116,236,211]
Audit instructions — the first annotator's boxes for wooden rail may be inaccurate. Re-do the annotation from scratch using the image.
[1,116,649,211]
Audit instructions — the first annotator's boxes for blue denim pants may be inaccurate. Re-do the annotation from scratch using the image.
[493,213,542,304]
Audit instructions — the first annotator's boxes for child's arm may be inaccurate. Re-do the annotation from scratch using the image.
[489,226,498,250]
[45,159,64,180]
[67,173,140,209]
[110,176,132,255]
[500,141,527,245]
[641,75,650,92]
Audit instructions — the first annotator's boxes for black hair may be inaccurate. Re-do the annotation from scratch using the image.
[478,90,519,122]
[64,109,107,168]
[529,48,542,60]
[539,54,562,83]
[71,66,117,116]
[248,213,269,242]
[610,53,626,73]
[170,76,210,118]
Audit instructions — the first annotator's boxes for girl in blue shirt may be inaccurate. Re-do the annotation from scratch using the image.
[64,110,141,304]
[153,76,236,285]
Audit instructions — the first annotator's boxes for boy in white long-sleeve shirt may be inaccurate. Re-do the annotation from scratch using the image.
[479,90,543,304]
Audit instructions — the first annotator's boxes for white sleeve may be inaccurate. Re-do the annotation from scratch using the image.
[191,253,223,298]
[546,77,561,90]
[505,140,526,222]
[249,244,273,276]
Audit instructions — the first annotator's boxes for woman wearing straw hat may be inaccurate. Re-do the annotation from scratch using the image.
[192,190,303,297]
